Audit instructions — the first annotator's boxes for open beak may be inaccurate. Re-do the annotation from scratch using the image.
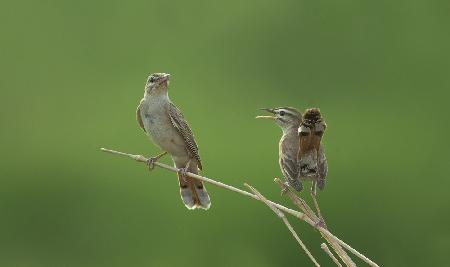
[256,108,276,119]
[159,73,170,86]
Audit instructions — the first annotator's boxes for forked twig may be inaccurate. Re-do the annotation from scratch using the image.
[100,148,379,267]
[275,179,356,267]
[245,183,320,267]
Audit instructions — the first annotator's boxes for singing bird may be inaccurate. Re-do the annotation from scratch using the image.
[136,73,211,210]
[256,107,304,191]
[256,107,328,192]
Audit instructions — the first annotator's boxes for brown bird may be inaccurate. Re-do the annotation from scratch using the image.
[298,108,328,223]
[257,106,328,223]
[298,108,327,192]
[136,73,210,210]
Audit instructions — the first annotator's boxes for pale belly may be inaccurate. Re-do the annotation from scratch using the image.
[299,151,319,180]
[140,109,189,163]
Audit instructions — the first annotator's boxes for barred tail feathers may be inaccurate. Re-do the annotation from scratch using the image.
[177,165,211,210]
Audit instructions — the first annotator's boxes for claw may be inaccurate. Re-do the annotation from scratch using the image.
[177,159,192,183]
[177,167,189,182]
[146,157,157,171]
[281,182,290,195]
[146,152,167,172]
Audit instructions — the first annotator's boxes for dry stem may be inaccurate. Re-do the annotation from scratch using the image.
[275,179,356,267]
[100,148,379,267]
[245,183,320,267]
[322,243,342,267]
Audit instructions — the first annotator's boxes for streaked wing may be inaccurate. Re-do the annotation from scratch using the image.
[136,99,146,132]
[318,149,327,179]
[280,155,302,191]
[280,156,296,180]
[168,102,203,170]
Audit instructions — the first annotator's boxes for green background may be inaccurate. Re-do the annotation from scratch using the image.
[1,0,449,266]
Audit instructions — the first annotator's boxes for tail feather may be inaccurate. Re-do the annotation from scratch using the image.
[177,166,211,210]
[193,182,211,209]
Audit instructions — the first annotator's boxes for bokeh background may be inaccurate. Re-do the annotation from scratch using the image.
[1,0,449,266]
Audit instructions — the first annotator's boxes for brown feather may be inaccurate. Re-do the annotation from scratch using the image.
[298,108,325,160]
[167,102,203,170]
[136,100,146,132]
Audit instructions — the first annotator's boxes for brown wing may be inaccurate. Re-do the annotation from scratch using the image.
[168,102,203,170]
[136,99,146,132]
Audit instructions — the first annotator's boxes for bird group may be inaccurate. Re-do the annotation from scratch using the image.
[137,73,327,210]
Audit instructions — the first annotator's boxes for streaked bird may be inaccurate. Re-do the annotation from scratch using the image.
[256,107,303,191]
[257,106,328,224]
[136,73,211,210]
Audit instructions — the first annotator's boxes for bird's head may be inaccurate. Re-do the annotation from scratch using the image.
[256,107,301,131]
[145,73,170,94]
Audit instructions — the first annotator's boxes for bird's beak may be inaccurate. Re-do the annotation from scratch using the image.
[157,73,170,87]
[256,108,276,119]
[160,73,170,82]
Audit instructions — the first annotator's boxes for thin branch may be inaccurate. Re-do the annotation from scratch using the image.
[100,148,379,267]
[245,183,320,267]
[330,237,379,267]
[100,148,309,220]
[275,179,356,267]
[277,179,320,223]
[321,243,342,267]
[311,186,326,228]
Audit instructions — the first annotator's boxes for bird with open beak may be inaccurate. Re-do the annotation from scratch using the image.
[256,107,304,191]
[256,107,328,193]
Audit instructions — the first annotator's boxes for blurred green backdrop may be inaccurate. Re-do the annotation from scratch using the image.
[1,0,449,266]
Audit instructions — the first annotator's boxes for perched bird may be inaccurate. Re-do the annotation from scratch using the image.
[298,108,327,192]
[136,73,211,210]
[256,107,303,191]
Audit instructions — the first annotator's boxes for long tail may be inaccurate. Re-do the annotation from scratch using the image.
[178,164,211,210]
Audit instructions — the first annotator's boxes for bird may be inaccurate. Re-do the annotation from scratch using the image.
[257,107,328,225]
[297,108,327,192]
[297,108,328,224]
[256,107,304,191]
[136,73,211,210]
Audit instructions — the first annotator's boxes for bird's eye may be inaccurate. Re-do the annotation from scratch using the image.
[150,77,155,83]
[279,111,285,116]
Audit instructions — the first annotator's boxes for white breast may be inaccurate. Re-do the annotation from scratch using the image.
[140,95,188,160]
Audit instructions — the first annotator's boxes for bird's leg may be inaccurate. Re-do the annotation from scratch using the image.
[146,151,168,171]
[281,181,291,195]
[311,182,327,229]
[177,159,191,183]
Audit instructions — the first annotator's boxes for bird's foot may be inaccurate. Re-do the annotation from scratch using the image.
[146,157,158,171]
[177,167,189,182]
[281,182,290,196]
[146,152,167,171]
